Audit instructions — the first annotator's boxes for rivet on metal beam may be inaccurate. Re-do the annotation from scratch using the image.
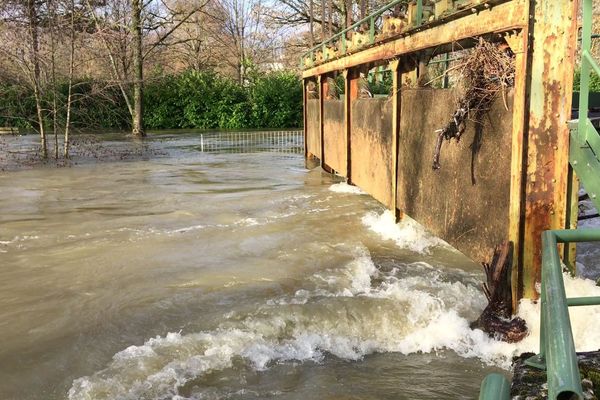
[573,160,578,165]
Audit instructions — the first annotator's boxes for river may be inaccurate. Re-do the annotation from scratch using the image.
[1,131,599,400]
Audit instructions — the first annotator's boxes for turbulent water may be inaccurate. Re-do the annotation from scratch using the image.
[1,131,599,400]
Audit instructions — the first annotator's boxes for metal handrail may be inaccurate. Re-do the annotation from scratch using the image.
[300,0,417,67]
[524,230,600,400]
[571,0,600,212]
[478,374,510,400]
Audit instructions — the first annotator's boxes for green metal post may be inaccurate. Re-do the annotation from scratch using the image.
[370,16,376,44]
[579,0,593,141]
[416,0,423,27]
[443,53,450,89]
[541,231,583,400]
[478,373,510,400]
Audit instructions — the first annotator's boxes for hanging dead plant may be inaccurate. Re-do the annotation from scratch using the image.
[432,38,515,170]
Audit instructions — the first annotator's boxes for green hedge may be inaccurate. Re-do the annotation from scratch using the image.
[0,70,303,131]
[144,70,302,130]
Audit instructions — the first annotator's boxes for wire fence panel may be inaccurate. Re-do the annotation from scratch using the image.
[199,130,304,155]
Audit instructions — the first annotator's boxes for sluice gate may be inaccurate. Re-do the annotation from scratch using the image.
[301,0,580,306]
[302,0,600,396]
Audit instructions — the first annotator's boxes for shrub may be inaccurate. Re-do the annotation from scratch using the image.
[248,71,302,129]
[573,67,600,92]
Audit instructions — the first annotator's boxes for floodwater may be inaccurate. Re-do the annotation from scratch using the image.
[1,131,599,400]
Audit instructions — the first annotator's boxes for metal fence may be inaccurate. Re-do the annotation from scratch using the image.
[198,130,304,154]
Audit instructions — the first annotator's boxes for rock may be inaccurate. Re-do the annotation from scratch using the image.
[510,351,600,399]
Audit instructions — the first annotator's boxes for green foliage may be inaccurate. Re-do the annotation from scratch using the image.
[247,72,303,129]
[369,71,393,96]
[144,70,302,130]
[0,83,37,128]
[0,70,303,132]
[574,67,600,93]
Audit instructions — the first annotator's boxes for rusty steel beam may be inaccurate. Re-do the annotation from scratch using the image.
[303,0,527,79]
[505,29,529,310]
[519,0,579,300]
[320,75,333,173]
[390,59,401,222]
[344,69,359,184]
[303,79,308,159]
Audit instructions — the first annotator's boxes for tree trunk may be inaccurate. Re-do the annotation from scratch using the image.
[309,0,314,47]
[131,0,145,137]
[49,0,59,160]
[64,0,76,159]
[345,0,352,31]
[321,0,326,42]
[27,0,46,159]
[328,0,333,36]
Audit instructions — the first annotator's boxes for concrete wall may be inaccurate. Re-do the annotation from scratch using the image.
[323,100,346,175]
[397,89,513,262]
[306,99,321,159]
[350,98,394,209]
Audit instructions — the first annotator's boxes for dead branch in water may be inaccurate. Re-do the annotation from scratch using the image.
[433,38,515,170]
[471,241,528,343]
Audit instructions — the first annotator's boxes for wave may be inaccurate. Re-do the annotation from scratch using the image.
[68,239,600,400]
[362,210,448,254]
[329,183,366,195]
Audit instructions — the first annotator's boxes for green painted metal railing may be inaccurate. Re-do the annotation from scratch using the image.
[300,0,419,68]
[479,230,600,400]
[572,0,600,213]
[524,230,600,400]
[478,374,510,400]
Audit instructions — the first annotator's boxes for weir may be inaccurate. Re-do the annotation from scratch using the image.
[301,0,581,306]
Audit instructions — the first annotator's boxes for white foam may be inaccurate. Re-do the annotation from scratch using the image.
[362,210,447,254]
[328,182,366,195]
[169,224,206,234]
[68,249,600,399]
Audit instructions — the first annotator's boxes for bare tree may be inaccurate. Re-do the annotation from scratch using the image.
[64,0,76,158]
[26,0,48,158]
[84,0,208,137]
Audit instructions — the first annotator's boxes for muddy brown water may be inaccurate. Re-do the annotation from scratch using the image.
[1,131,583,400]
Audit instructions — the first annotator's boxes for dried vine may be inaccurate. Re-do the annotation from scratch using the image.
[432,38,515,170]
